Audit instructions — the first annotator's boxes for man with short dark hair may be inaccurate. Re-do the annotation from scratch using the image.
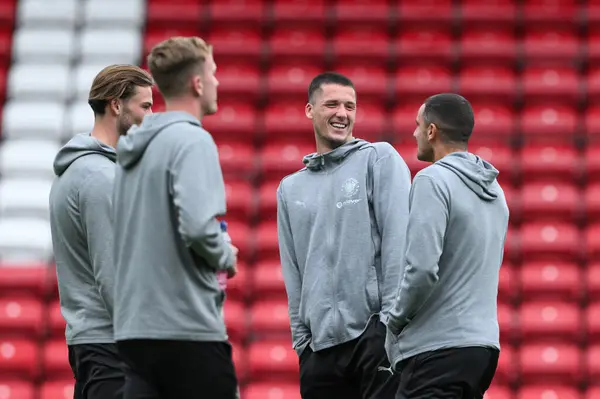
[385,93,509,399]
[49,64,154,399]
[277,72,409,399]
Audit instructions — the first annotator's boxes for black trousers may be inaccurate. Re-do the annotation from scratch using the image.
[395,347,499,399]
[117,339,238,399]
[299,317,400,399]
[68,343,125,399]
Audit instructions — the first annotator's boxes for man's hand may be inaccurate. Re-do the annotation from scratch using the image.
[227,244,239,279]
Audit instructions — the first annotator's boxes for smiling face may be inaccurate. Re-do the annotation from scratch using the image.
[305,83,356,153]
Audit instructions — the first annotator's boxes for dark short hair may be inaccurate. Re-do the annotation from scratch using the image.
[423,93,475,144]
[308,72,355,103]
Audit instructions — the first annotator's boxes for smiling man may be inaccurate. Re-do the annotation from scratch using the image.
[276,72,411,399]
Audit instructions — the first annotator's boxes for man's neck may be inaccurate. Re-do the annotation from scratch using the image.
[91,119,119,149]
[432,144,467,163]
[165,97,202,121]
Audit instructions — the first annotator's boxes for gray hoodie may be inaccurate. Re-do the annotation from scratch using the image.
[112,111,235,342]
[277,139,412,356]
[49,133,117,345]
[385,152,509,369]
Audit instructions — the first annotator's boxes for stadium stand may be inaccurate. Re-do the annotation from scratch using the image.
[0,0,597,398]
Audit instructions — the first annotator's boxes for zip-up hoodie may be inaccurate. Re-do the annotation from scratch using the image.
[49,133,117,344]
[385,152,509,368]
[277,139,412,356]
[112,111,235,342]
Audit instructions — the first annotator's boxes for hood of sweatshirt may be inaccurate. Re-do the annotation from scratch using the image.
[302,139,371,171]
[436,151,500,201]
[53,133,116,177]
[117,111,201,169]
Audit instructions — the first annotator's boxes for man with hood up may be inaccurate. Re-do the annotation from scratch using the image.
[49,64,154,399]
[277,72,410,399]
[385,93,510,399]
[111,37,239,399]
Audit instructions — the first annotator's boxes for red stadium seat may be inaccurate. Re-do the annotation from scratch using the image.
[393,144,429,175]
[460,29,516,66]
[259,141,314,181]
[353,102,387,142]
[268,29,326,63]
[391,103,422,143]
[398,0,453,26]
[505,227,517,258]
[520,145,580,182]
[145,3,203,26]
[143,28,202,55]
[43,340,71,379]
[216,64,261,102]
[0,266,48,298]
[587,184,600,221]
[470,143,515,183]
[584,104,600,139]
[501,185,518,221]
[266,64,322,101]
[208,0,265,26]
[271,0,326,28]
[459,0,516,27]
[517,385,580,399]
[0,28,11,69]
[39,380,74,399]
[225,261,248,301]
[248,340,298,381]
[214,141,255,178]
[263,104,310,141]
[522,0,578,27]
[469,104,516,142]
[207,30,262,62]
[587,31,600,63]
[520,344,581,384]
[231,342,246,380]
[0,340,36,379]
[521,262,581,302]
[333,0,390,25]
[250,300,291,335]
[585,145,600,182]
[587,345,600,382]
[484,385,512,399]
[258,180,279,218]
[498,263,516,303]
[520,182,580,222]
[224,300,246,342]
[332,29,390,63]
[586,224,600,261]
[587,302,600,342]
[394,66,453,100]
[495,346,515,384]
[255,221,279,261]
[458,67,517,103]
[252,261,286,300]
[202,102,258,142]
[0,380,34,399]
[519,301,581,341]
[522,67,580,103]
[0,1,15,28]
[332,66,388,99]
[522,30,580,65]
[395,30,454,66]
[0,298,42,339]
[520,106,578,141]
[520,222,581,261]
[244,383,301,399]
[225,180,254,222]
[497,303,514,343]
[225,221,252,260]
[48,300,65,338]
[585,387,600,399]
[588,263,600,301]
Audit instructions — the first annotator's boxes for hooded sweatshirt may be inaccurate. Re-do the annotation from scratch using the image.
[277,139,412,356]
[112,111,235,342]
[385,152,510,368]
[49,133,117,345]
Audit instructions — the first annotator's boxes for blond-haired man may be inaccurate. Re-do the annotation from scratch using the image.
[112,37,238,399]
[49,64,153,399]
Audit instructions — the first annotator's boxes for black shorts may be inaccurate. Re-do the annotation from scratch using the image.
[117,339,238,399]
[68,343,125,399]
[299,317,400,399]
[395,346,500,399]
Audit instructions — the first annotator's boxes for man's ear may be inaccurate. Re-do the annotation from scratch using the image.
[109,99,120,116]
[305,103,313,119]
[193,75,203,97]
[427,123,438,142]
